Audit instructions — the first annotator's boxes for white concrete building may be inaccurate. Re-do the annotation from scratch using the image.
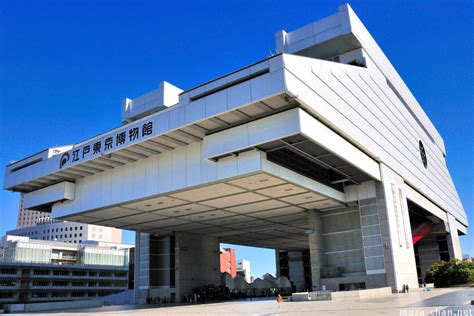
[236,260,251,283]
[3,4,467,302]
[6,220,122,244]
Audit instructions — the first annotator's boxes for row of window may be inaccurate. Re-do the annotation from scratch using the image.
[44,226,83,233]
[42,233,83,239]
[31,269,125,277]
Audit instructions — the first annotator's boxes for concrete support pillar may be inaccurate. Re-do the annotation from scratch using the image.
[446,214,462,259]
[287,251,306,292]
[175,232,220,303]
[308,209,324,290]
[275,249,280,278]
[377,163,419,292]
[133,231,141,304]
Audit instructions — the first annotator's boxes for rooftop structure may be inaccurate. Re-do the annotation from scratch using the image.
[7,219,122,244]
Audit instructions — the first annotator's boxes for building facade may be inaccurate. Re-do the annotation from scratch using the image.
[0,236,130,304]
[17,193,50,228]
[220,248,237,278]
[236,260,251,283]
[7,220,122,244]
[3,4,467,302]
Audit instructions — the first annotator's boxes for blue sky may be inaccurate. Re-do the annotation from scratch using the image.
[0,0,472,278]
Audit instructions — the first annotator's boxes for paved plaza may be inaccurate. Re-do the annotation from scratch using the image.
[20,287,474,316]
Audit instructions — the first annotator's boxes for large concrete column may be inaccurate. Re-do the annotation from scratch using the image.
[175,232,220,302]
[377,163,419,292]
[134,233,176,303]
[446,214,462,259]
[275,249,280,277]
[287,251,306,292]
[133,231,140,304]
[308,209,324,290]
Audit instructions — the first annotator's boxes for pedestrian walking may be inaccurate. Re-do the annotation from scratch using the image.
[277,294,283,309]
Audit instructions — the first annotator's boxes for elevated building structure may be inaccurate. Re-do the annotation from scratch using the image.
[3,4,467,302]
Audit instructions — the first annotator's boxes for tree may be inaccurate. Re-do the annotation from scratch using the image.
[425,259,474,287]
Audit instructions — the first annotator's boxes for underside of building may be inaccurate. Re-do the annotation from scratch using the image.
[3,4,467,303]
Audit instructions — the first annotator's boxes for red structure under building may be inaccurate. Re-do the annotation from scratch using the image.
[220,248,236,278]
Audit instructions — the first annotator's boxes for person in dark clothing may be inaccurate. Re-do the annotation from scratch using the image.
[406,284,409,293]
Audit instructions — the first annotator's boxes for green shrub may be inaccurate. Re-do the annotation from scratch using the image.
[425,259,474,287]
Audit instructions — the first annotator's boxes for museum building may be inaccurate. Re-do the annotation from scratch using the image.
[3,4,467,302]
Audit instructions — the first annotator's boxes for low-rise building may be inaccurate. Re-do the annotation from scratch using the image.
[220,248,236,278]
[236,260,251,283]
[0,236,131,304]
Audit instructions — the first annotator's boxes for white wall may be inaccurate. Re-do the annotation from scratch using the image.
[282,54,466,226]
[52,144,264,219]
[378,164,419,291]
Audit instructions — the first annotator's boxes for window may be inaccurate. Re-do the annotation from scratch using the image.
[75,227,78,230]
[32,280,49,286]
[53,270,69,276]
[0,293,13,299]
[72,271,86,276]
[1,268,17,275]
[80,226,83,230]
[32,292,48,298]
[72,281,85,287]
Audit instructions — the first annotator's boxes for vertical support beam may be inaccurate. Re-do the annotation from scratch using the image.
[446,214,462,259]
[275,249,281,278]
[308,209,324,290]
[377,163,419,292]
[356,181,385,275]
[133,231,141,304]
[134,232,149,304]
[175,232,220,303]
[416,236,441,282]
[287,251,306,292]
